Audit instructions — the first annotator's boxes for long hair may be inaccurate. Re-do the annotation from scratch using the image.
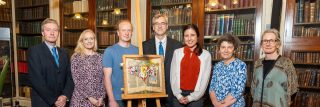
[74,29,98,56]
[182,24,203,56]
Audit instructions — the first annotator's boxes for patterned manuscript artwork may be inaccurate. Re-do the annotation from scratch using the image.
[123,55,165,95]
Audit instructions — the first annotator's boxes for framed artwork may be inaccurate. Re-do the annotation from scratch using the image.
[122,55,167,99]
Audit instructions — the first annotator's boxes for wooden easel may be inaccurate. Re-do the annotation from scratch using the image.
[122,94,167,107]
[126,98,158,107]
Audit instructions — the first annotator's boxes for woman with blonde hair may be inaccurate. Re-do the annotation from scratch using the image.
[70,29,105,107]
[251,29,298,107]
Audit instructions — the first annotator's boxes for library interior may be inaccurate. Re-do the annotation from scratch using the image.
[0,0,320,106]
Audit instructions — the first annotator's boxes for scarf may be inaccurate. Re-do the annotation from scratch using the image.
[180,46,201,91]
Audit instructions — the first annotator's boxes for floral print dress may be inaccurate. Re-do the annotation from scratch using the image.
[209,58,247,107]
[70,53,105,107]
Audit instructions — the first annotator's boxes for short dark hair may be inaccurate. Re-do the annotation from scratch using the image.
[217,33,241,50]
[182,24,203,56]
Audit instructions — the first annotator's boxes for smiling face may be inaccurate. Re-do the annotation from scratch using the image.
[184,28,198,50]
[81,32,95,50]
[261,32,280,55]
[42,23,59,44]
[152,16,168,37]
[219,41,235,61]
[117,21,133,42]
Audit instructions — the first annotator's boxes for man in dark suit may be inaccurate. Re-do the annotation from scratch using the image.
[28,18,74,107]
[143,14,182,107]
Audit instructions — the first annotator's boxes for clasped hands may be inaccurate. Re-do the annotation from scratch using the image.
[179,96,190,105]
[88,97,104,107]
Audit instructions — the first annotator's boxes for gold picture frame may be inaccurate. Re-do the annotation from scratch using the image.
[122,55,167,99]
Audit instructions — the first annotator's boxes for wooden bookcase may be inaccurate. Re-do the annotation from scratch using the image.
[0,0,12,30]
[15,0,50,98]
[284,0,320,106]
[95,0,131,53]
[146,0,198,42]
[0,0,12,98]
[198,0,262,106]
[60,0,131,55]
[60,0,90,56]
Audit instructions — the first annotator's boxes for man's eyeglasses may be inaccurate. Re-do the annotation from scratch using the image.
[261,39,278,44]
[153,22,167,26]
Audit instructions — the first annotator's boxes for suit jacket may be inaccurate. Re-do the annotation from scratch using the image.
[28,42,74,107]
[142,37,182,97]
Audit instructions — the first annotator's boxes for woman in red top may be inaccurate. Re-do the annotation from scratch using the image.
[170,24,212,107]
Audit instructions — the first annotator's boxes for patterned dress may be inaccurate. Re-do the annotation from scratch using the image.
[70,53,105,107]
[209,58,247,107]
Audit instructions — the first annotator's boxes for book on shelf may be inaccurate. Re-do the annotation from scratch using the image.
[152,5,192,26]
[15,0,49,7]
[294,26,320,37]
[72,0,88,13]
[293,92,320,107]
[16,6,48,20]
[63,32,81,46]
[204,13,254,36]
[17,21,42,34]
[98,31,118,46]
[296,0,320,23]
[205,0,256,10]
[204,43,254,61]
[0,8,12,22]
[96,10,128,26]
[152,0,192,5]
[17,49,27,62]
[18,62,28,74]
[64,17,88,29]
[296,68,320,87]
[17,36,42,48]
[291,52,320,64]
[96,0,128,11]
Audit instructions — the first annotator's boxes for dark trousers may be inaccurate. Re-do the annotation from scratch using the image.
[172,90,204,107]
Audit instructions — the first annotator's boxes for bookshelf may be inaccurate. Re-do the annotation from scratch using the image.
[146,0,197,42]
[0,0,12,31]
[198,0,262,106]
[60,0,90,56]
[96,0,130,52]
[60,0,130,55]
[284,0,320,106]
[14,0,49,98]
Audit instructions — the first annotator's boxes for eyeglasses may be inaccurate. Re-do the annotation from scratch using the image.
[261,39,278,44]
[153,22,167,26]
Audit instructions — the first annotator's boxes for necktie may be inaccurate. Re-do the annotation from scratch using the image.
[51,47,59,66]
[159,42,164,56]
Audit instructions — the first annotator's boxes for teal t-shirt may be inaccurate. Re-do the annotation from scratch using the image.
[102,43,138,100]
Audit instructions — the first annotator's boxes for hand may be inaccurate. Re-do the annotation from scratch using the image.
[109,100,119,107]
[88,97,99,106]
[55,95,67,107]
[178,97,188,105]
[97,98,104,107]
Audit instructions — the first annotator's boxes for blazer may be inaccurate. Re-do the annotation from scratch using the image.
[142,37,182,96]
[28,42,74,107]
